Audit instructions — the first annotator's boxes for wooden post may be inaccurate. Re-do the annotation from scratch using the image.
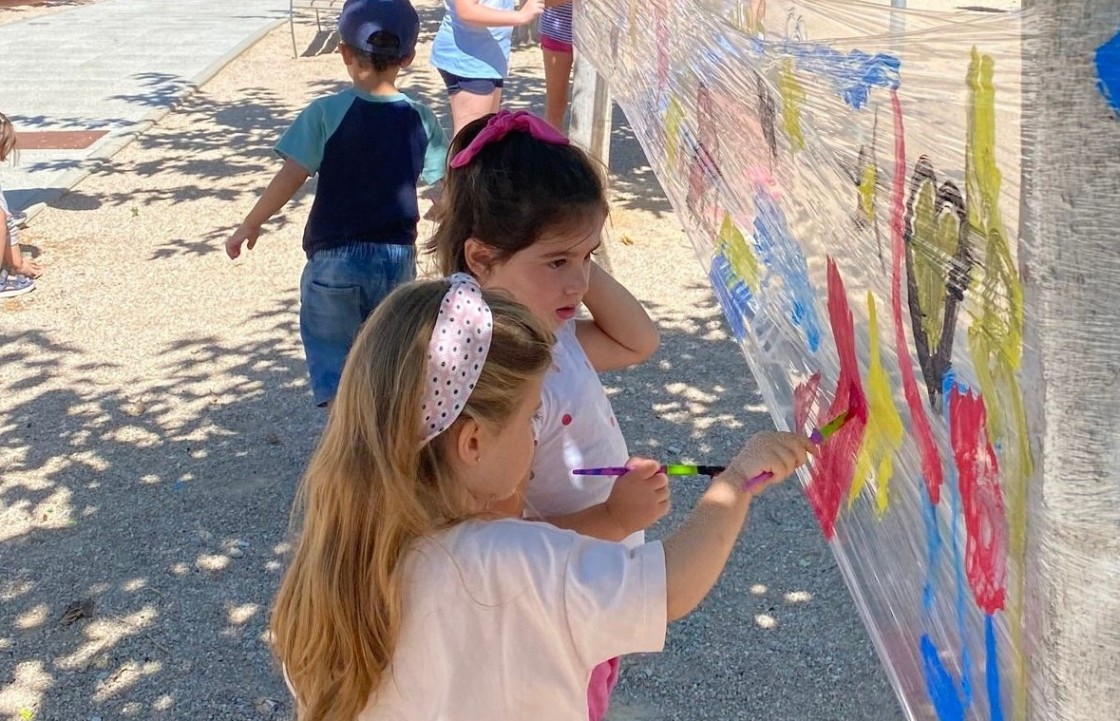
[569,47,614,270]
[569,49,612,169]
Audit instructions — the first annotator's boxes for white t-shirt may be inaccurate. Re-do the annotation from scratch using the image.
[359,519,667,719]
[526,322,644,547]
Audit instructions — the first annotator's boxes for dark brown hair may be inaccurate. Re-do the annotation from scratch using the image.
[345,31,408,72]
[427,113,608,275]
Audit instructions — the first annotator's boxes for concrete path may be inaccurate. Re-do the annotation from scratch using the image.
[0,0,288,216]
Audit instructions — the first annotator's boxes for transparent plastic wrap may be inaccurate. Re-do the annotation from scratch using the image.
[572,1,1120,719]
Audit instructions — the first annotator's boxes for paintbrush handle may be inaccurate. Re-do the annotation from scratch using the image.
[572,465,727,477]
[571,467,632,476]
[573,465,775,494]
[740,470,775,493]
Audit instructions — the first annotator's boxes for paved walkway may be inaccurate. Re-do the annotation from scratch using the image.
[0,0,288,216]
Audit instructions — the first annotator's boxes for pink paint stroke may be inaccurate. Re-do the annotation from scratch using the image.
[889,90,945,504]
[949,386,1008,615]
[794,371,822,432]
[687,82,718,225]
[806,259,869,540]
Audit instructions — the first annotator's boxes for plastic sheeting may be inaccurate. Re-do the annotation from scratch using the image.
[572,1,1120,720]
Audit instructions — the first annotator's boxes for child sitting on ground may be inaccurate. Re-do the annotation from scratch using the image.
[0,111,41,298]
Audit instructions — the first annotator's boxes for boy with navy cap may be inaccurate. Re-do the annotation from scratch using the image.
[227,0,447,407]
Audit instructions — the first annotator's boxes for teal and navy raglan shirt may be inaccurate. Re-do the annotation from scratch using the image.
[275,87,448,258]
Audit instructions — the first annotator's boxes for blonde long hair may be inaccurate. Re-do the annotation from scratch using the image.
[270,279,553,721]
[0,112,17,165]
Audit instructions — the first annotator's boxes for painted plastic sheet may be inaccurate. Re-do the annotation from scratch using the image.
[572,1,1120,720]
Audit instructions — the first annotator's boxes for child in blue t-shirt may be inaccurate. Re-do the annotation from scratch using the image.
[430,0,544,134]
[226,0,448,407]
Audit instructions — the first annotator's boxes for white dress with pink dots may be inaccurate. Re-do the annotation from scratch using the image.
[526,321,644,548]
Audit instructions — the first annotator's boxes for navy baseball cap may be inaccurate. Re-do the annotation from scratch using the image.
[338,0,420,57]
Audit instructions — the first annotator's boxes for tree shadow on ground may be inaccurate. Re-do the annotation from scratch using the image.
[108,73,196,113]
[606,104,676,217]
[0,298,320,720]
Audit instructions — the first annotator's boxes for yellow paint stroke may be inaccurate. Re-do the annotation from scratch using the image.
[964,46,1032,721]
[777,59,806,151]
[719,212,761,294]
[859,162,877,221]
[911,172,963,354]
[851,293,905,516]
[665,95,685,167]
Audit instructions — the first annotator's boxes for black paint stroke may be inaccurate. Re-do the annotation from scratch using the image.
[756,71,778,161]
[903,155,973,411]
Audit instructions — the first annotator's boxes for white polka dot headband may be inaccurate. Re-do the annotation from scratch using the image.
[420,273,494,445]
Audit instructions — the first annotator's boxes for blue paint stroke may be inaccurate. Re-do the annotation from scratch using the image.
[727,35,901,109]
[921,635,966,721]
[918,371,1004,720]
[941,370,974,709]
[786,45,901,109]
[1095,29,1120,116]
[709,252,752,342]
[750,190,822,352]
[920,446,968,721]
[986,614,1006,721]
[921,483,942,613]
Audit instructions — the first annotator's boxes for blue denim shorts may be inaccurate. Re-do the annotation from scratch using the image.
[437,68,504,96]
[299,242,416,406]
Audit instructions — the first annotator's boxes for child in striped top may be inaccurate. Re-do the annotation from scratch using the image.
[539,1,574,131]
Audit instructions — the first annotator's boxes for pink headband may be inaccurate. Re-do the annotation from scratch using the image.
[449,109,569,169]
[420,274,493,445]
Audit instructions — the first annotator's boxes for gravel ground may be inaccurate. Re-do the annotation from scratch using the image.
[0,2,905,719]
